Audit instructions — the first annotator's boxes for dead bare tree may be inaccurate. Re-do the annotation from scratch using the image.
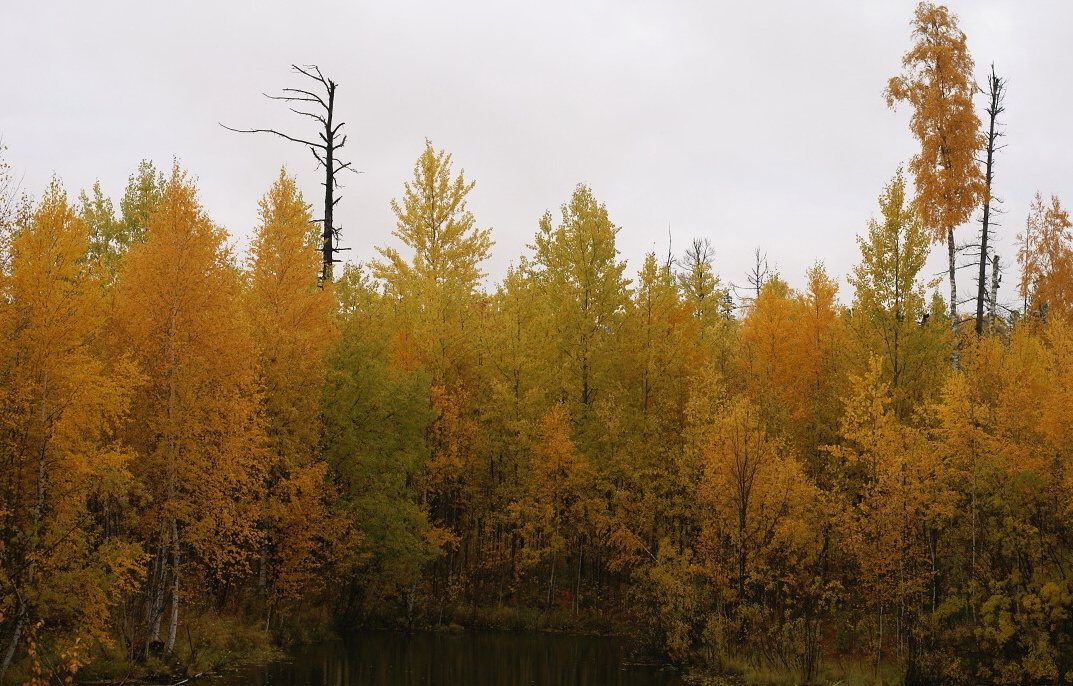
[743,247,770,309]
[975,65,1006,335]
[223,64,355,280]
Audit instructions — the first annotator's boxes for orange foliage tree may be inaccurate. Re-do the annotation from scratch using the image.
[1017,193,1073,323]
[886,2,985,330]
[0,181,141,679]
[112,165,264,656]
[510,404,597,608]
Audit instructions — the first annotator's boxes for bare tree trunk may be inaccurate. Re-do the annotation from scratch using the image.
[876,604,884,678]
[976,66,1005,335]
[947,229,958,326]
[405,581,417,630]
[574,544,583,614]
[989,254,1001,330]
[0,593,28,680]
[222,65,354,282]
[948,228,959,368]
[976,213,992,335]
[161,324,179,655]
[3,396,49,678]
[546,559,556,609]
[321,77,337,282]
[145,541,164,652]
[971,439,978,625]
[164,517,180,655]
[258,545,268,589]
[742,247,769,310]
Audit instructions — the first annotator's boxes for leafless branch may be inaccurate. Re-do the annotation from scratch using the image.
[289,108,327,126]
[219,124,324,150]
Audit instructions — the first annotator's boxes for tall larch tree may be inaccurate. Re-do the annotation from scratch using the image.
[830,361,956,682]
[112,165,264,656]
[736,276,798,427]
[246,170,347,623]
[886,2,986,334]
[372,139,492,382]
[523,184,630,600]
[371,140,493,606]
[529,184,630,421]
[787,264,846,469]
[473,261,542,590]
[608,254,699,586]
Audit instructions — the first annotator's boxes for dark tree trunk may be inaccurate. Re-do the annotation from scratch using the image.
[976,66,1006,335]
[223,64,355,282]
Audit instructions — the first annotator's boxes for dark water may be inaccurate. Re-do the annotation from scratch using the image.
[213,631,685,686]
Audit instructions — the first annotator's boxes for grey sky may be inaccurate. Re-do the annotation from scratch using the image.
[3,0,1070,309]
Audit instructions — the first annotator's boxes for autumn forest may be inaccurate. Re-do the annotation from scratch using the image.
[4,3,1073,685]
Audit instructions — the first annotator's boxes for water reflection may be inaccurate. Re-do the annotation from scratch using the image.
[216,631,684,686]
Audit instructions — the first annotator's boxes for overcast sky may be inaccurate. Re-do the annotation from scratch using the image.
[3,0,1071,308]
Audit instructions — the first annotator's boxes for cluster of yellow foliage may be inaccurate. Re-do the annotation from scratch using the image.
[0,162,348,680]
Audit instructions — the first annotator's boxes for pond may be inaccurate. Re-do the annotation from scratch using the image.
[213,631,685,686]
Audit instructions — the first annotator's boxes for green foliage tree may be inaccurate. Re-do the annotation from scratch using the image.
[849,169,949,416]
[371,141,494,608]
[118,160,166,248]
[323,265,440,623]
